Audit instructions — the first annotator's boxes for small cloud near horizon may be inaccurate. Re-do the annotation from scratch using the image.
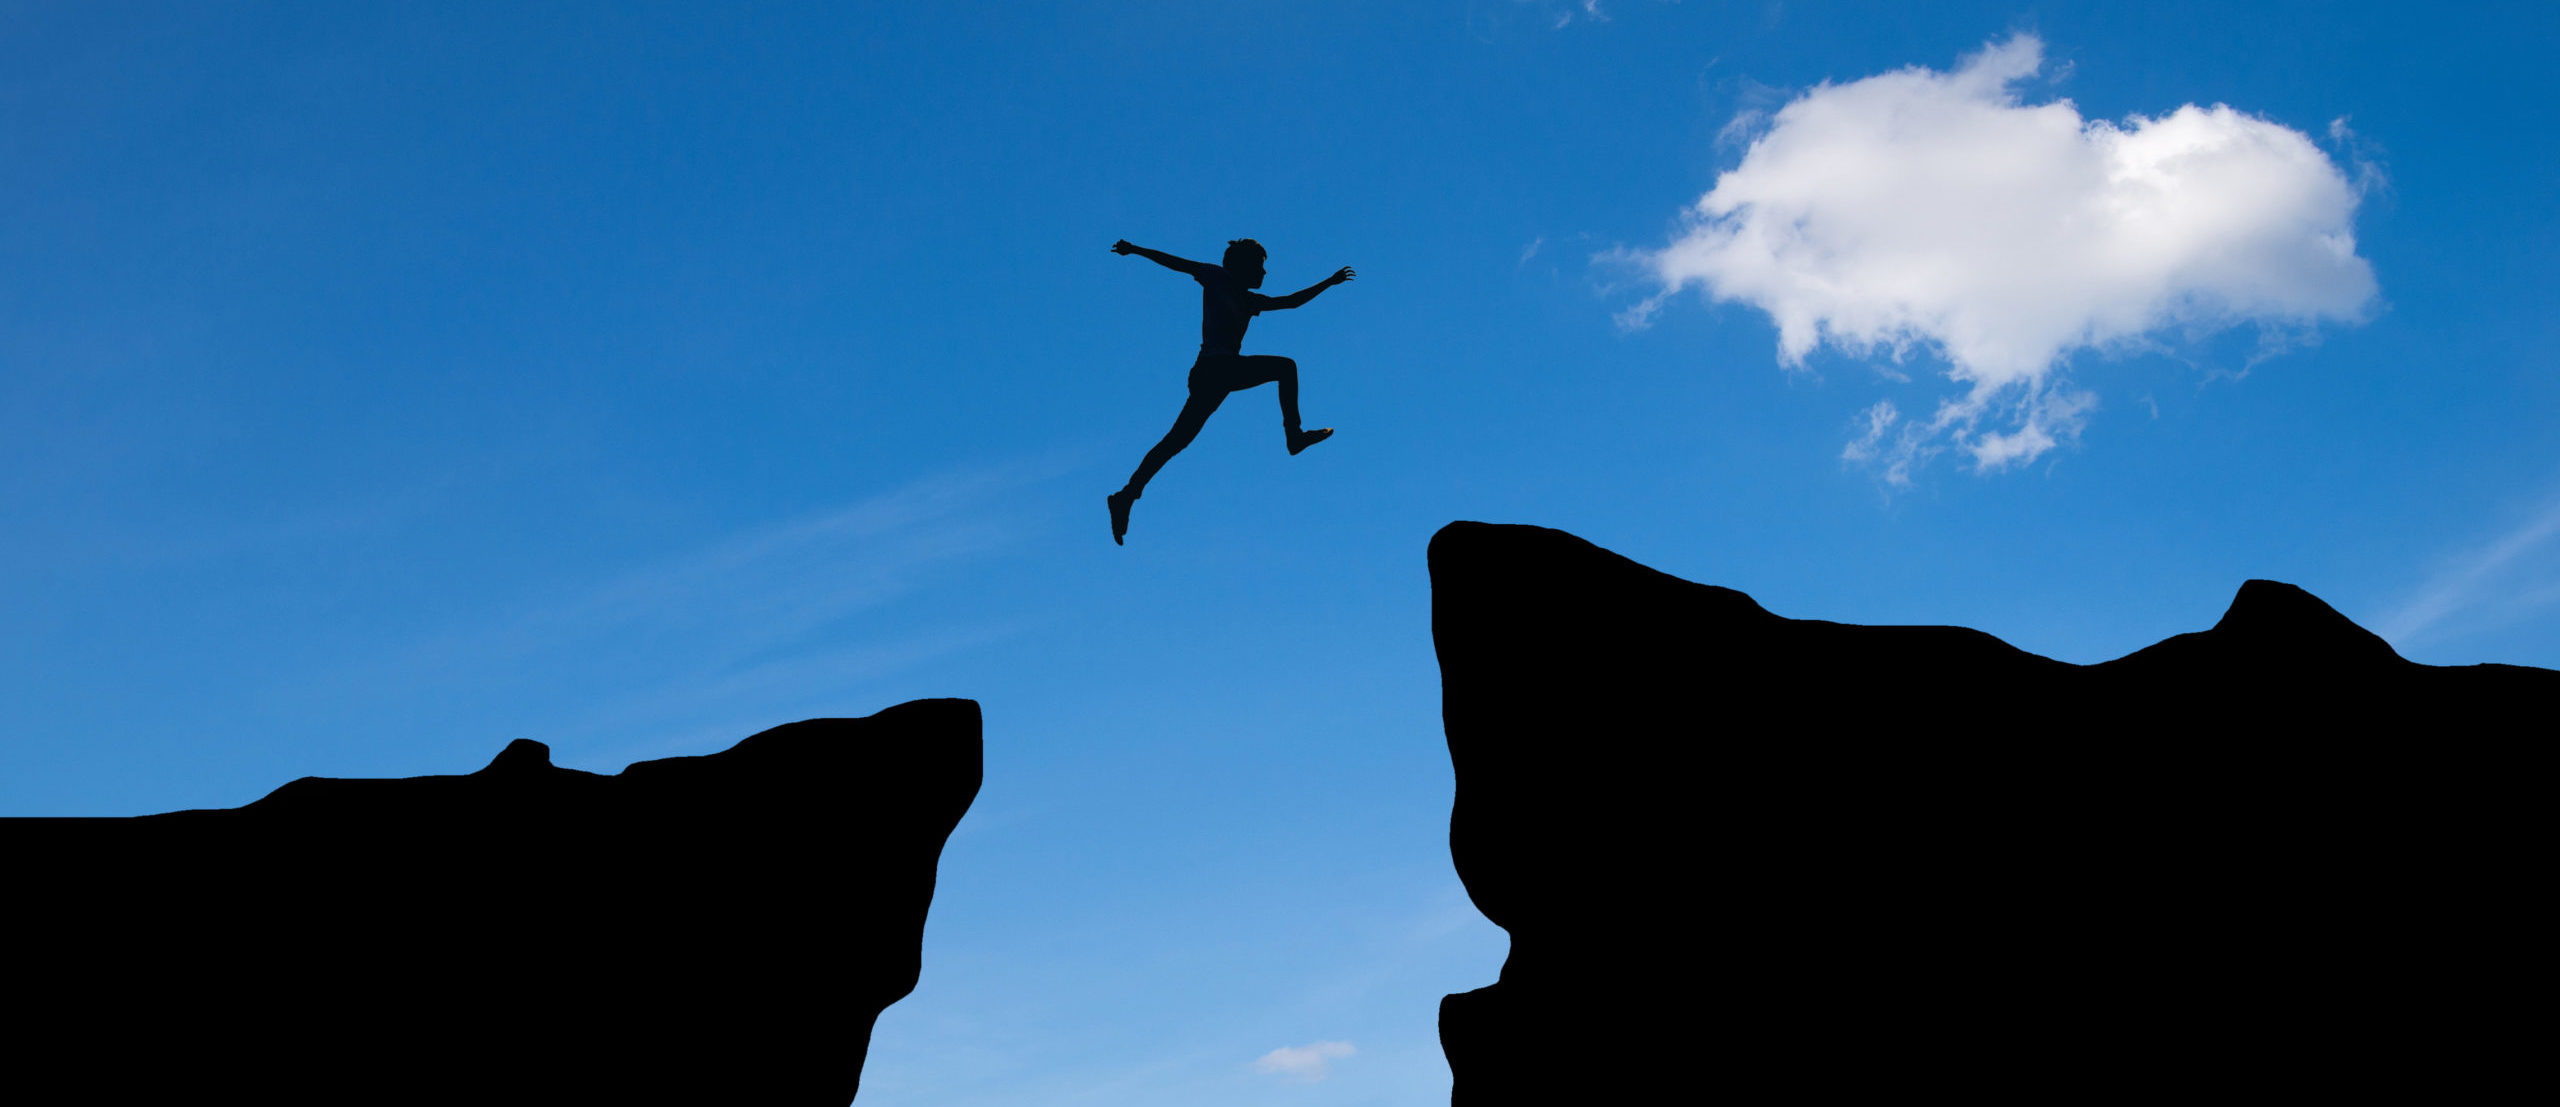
[1252,1040,1356,1082]
[1618,33,2379,482]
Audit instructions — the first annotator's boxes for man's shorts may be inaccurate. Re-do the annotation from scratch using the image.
[1187,347,1258,395]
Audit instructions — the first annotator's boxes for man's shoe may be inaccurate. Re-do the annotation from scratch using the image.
[1107,490,1134,545]
[1288,427,1334,456]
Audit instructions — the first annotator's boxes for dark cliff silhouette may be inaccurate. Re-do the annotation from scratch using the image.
[1105,237,1351,544]
[1431,522,2550,1103]
[10,697,981,1106]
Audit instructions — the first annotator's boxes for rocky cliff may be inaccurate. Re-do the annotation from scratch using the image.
[10,697,981,1105]
[1432,522,2549,1102]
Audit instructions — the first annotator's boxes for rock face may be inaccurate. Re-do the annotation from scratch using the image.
[11,697,981,1106]
[1431,523,2550,1103]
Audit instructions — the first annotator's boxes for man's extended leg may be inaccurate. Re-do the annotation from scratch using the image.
[1125,389,1225,495]
[1110,389,1226,544]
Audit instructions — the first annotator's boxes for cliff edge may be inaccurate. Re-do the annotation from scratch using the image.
[11,697,982,1106]
[1432,522,2548,1102]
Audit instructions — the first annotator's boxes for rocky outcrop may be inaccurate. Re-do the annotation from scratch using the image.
[10,697,981,1105]
[1431,523,2550,1102]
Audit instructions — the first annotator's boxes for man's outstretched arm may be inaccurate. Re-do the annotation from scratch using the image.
[1112,240,1209,276]
[1263,267,1355,310]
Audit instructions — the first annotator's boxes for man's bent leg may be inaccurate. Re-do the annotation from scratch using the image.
[1227,355,1304,436]
[1232,354,1330,455]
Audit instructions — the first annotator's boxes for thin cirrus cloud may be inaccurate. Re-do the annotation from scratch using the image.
[2379,494,2560,647]
[1619,33,2379,481]
[1251,1040,1355,1082]
[309,460,1060,766]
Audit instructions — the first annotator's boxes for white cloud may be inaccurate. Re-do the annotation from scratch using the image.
[1623,33,2378,480]
[1251,1040,1355,1082]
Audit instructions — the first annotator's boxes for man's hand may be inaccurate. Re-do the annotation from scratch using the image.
[1327,266,1356,286]
[1114,241,1210,276]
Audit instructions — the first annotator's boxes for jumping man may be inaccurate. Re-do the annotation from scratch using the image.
[1106,237,1354,544]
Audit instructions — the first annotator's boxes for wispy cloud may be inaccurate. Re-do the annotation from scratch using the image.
[1523,0,1611,30]
[418,465,1031,672]
[1252,1040,1356,1082]
[2379,495,2560,646]
[321,459,1065,764]
[1618,33,2378,481]
[2327,115,2391,199]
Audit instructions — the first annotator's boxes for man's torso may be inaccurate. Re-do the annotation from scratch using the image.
[1194,266,1270,352]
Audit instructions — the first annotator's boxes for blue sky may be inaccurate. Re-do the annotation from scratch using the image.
[7,2,2557,1102]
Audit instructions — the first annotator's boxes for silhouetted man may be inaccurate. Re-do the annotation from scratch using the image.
[1106,237,1354,544]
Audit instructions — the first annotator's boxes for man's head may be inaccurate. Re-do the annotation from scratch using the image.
[1223,238,1267,288]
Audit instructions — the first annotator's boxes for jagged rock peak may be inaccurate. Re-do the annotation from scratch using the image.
[478,737,556,774]
[2210,578,2404,662]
